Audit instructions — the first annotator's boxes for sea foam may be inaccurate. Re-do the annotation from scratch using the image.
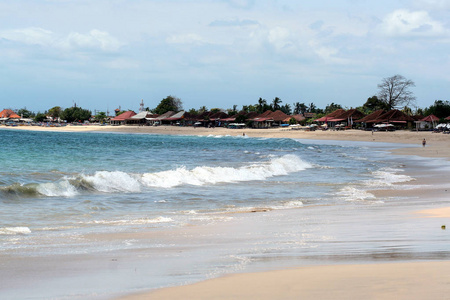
[0,227,31,235]
[3,154,311,197]
[141,154,311,188]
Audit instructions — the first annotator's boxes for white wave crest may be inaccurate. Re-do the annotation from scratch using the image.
[37,180,79,197]
[0,227,31,235]
[83,171,142,193]
[141,154,311,188]
[367,167,414,188]
[337,187,376,202]
[88,216,173,225]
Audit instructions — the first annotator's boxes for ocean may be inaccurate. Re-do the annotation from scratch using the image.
[0,129,449,299]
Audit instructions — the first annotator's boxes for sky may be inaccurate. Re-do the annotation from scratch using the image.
[1,0,449,114]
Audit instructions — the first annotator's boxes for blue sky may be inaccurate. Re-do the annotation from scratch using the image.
[1,0,449,114]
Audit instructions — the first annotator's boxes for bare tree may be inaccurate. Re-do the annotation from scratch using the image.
[377,75,416,110]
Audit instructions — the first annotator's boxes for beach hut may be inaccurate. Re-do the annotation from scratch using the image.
[126,111,156,126]
[250,110,274,128]
[415,114,440,130]
[0,109,21,123]
[368,110,415,129]
[315,109,346,123]
[284,114,306,124]
[110,111,136,126]
[329,109,365,128]
[148,111,176,126]
[354,109,386,129]
[160,111,186,125]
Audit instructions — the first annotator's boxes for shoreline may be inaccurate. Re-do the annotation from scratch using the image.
[3,125,450,299]
[3,124,450,159]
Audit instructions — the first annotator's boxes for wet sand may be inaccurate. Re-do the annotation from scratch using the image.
[3,124,450,299]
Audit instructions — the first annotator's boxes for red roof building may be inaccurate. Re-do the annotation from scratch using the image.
[110,111,136,125]
[0,109,20,119]
[315,109,346,122]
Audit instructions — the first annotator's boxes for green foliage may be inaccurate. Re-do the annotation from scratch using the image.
[48,106,62,118]
[324,102,343,114]
[95,111,107,123]
[293,102,307,115]
[61,106,92,122]
[424,100,450,119]
[362,96,388,113]
[17,107,34,118]
[281,103,292,115]
[242,105,257,113]
[256,98,270,113]
[210,108,221,113]
[154,96,183,115]
[288,117,297,125]
[271,97,282,111]
[235,114,248,123]
[34,112,47,122]
[188,108,199,115]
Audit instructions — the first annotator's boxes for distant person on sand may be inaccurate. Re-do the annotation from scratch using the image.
[422,138,426,147]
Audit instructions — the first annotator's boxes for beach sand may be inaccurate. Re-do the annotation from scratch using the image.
[4,124,450,299]
[122,261,450,300]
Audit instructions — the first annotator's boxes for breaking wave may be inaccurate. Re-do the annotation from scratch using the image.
[1,154,311,198]
[0,227,31,235]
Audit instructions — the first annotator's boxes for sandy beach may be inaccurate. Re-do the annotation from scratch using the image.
[3,124,450,299]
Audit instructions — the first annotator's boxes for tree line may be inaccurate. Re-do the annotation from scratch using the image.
[9,75,450,123]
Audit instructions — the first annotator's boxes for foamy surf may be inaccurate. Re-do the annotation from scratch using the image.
[1,154,311,197]
[0,227,31,235]
[367,167,415,188]
[141,154,311,188]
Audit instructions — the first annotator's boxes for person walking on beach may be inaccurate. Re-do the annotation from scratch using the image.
[422,138,426,147]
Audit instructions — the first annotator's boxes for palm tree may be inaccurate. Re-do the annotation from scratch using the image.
[293,102,307,115]
[272,97,282,111]
[257,97,267,114]
[308,102,317,113]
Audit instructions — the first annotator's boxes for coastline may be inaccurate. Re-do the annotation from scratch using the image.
[3,125,450,299]
[3,124,450,159]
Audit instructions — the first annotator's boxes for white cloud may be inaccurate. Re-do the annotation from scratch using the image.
[0,27,54,46]
[379,9,446,37]
[0,27,122,52]
[62,30,121,51]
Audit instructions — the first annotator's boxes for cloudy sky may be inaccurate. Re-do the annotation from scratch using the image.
[1,0,449,113]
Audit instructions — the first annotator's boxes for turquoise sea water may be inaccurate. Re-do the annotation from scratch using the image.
[0,129,448,299]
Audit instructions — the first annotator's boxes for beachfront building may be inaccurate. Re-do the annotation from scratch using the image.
[110,111,136,126]
[126,111,157,126]
[359,109,415,130]
[354,110,386,129]
[145,111,175,126]
[249,110,290,128]
[160,111,186,126]
[284,114,306,124]
[415,114,440,130]
[0,109,21,124]
[315,109,365,129]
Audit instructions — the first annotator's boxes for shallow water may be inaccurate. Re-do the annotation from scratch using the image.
[0,129,449,299]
